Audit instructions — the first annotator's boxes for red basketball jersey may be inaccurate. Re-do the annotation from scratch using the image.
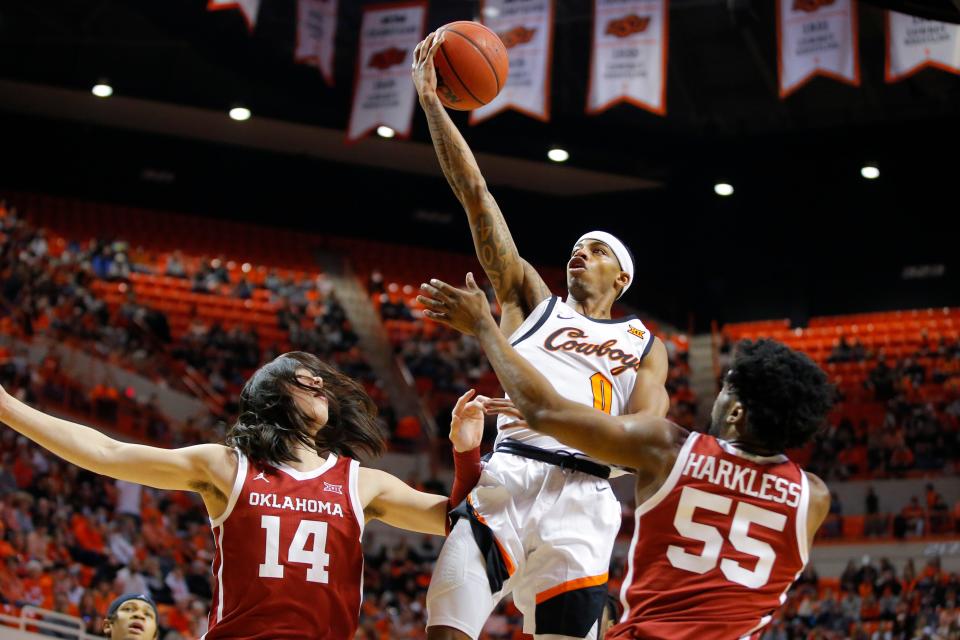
[203,451,364,639]
[610,433,810,640]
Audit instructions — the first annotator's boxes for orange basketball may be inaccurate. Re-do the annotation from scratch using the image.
[434,21,509,111]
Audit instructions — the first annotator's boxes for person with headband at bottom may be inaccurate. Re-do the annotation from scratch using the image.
[102,594,159,640]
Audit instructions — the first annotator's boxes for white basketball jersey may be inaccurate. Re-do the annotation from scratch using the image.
[496,296,655,465]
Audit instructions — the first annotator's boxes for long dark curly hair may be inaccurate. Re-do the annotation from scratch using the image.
[225,352,386,466]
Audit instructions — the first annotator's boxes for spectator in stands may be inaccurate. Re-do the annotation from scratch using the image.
[929,492,950,534]
[828,336,854,363]
[164,251,186,278]
[368,269,385,294]
[867,359,896,402]
[896,497,925,538]
[888,444,915,476]
[263,269,282,293]
[865,486,879,515]
[232,276,252,300]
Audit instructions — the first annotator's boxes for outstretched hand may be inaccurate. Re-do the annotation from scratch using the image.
[418,272,495,336]
[449,388,487,452]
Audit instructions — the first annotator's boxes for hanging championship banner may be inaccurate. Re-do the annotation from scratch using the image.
[207,0,261,32]
[886,11,960,82]
[586,0,669,116]
[346,1,427,143]
[295,0,339,86]
[470,0,554,125]
[777,0,860,98]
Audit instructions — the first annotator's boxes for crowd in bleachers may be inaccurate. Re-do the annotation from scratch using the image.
[717,323,960,482]
[0,201,393,438]
[763,557,960,639]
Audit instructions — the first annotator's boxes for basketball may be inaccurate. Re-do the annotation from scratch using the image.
[434,21,509,111]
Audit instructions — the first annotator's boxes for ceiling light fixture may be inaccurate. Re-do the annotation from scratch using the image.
[714,182,734,196]
[229,106,251,121]
[91,83,113,98]
[547,148,569,163]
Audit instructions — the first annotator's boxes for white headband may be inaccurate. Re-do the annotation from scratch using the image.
[574,231,634,298]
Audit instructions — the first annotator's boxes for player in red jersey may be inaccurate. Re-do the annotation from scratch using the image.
[0,351,484,639]
[418,274,834,640]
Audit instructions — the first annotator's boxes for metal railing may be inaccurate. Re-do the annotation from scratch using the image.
[0,606,100,640]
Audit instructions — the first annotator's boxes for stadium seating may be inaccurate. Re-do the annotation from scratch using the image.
[720,312,960,482]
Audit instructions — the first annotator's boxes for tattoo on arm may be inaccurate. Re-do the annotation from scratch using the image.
[422,96,523,300]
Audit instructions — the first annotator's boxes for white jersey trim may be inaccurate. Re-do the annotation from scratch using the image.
[619,431,699,622]
[740,614,772,639]
[796,471,811,565]
[349,459,364,540]
[215,523,226,623]
[275,453,338,481]
[209,449,247,528]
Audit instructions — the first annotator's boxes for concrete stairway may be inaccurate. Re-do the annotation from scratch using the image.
[316,253,435,435]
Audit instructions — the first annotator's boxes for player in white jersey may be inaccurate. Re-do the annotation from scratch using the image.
[413,33,670,640]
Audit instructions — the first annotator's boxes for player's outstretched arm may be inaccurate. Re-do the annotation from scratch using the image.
[412,33,550,333]
[418,274,678,471]
[0,384,232,494]
[359,389,484,536]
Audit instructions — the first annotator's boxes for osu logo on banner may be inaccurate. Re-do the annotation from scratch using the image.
[606,14,651,39]
[498,26,536,49]
[368,47,406,69]
[792,0,835,12]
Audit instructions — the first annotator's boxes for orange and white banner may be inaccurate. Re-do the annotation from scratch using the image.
[207,0,261,32]
[346,1,426,143]
[295,0,339,86]
[471,0,554,124]
[777,0,860,98]
[886,11,960,82]
[587,0,668,116]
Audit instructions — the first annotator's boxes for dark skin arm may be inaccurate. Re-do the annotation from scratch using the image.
[412,33,551,336]
[418,274,678,472]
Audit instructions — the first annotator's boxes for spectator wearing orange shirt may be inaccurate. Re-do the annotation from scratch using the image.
[888,444,915,476]
[900,497,925,538]
[20,559,53,608]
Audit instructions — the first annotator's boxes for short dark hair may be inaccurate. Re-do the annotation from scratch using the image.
[727,339,833,451]
[226,352,387,466]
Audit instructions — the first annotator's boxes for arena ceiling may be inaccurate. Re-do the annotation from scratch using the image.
[1,0,958,184]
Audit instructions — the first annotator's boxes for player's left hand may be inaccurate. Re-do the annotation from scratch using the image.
[449,388,487,452]
[418,273,494,336]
